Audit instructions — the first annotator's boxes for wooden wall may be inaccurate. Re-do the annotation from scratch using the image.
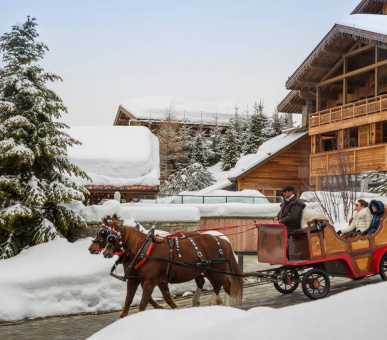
[200,218,273,252]
[236,136,311,197]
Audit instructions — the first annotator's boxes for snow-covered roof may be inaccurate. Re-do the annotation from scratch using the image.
[67,126,160,187]
[120,96,236,126]
[207,130,309,185]
[337,14,387,36]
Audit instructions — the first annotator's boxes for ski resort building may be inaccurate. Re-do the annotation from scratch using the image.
[278,0,387,191]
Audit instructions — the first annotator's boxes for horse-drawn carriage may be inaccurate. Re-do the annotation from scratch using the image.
[89,209,387,316]
[256,207,387,299]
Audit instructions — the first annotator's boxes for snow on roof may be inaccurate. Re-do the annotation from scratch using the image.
[208,130,309,183]
[337,14,387,35]
[121,95,236,125]
[67,126,160,187]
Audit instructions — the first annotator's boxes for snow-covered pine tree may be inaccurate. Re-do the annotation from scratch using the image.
[0,17,90,259]
[221,129,239,171]
[228,106,248,154]
[176,118,193,170]
[267,110,287,138]
[207,113,224,166]
[191,133,206,166]
[159,163,215,195]
[243,101,267,154]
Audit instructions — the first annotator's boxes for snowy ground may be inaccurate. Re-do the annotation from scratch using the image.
[89,281,387,340]
[0,237,210,322]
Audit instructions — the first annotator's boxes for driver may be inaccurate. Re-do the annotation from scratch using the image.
[274,185,305,233]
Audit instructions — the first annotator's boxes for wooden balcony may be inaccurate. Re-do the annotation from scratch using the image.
[310,143,387,178]
[309,94,387,134]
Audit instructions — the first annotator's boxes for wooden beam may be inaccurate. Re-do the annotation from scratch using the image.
[289,100,304,106]
[324,47,347,55]
[310,64,331,71]
[298,90,338,100]
[344,45,374,58]
[316,87,321,112]
[320,57,343,82]
[297,78,319,84]
[318,59,387,87]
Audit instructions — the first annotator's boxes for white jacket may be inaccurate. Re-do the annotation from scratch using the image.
[341,208,372,234]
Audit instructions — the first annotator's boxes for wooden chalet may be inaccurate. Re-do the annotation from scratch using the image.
[278,0,387,191]
[228,129,310,199]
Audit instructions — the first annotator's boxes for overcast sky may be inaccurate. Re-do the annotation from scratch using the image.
[1,0,360,126]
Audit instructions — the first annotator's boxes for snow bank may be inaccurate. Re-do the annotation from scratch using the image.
[68,126,160,187]
[0,237,209,321]
[70,200,201,223]
[89,282,387,340]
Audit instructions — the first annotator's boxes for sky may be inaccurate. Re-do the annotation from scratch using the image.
[0,0,361,126]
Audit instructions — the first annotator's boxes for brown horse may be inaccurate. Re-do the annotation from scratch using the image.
[88,219,207,317]
[98,218,227,306]
[102,224,243,312]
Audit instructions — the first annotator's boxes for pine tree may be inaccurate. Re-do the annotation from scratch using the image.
[207,113,224,166]
[192,133,206,166]
[228,106,248,154]
[0,17,90,258]
[267,110,287,138]
[221,129,239,171]
[159,163,215,194]
[177,118,193,170]
[243,101,268,154]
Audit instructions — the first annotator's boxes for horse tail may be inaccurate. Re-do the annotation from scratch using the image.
[228,250,243,304]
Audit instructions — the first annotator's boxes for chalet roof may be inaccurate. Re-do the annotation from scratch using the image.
[205,129,308,186]
[352,0,387,14]
[278,14,387,113]
[227,129,309,181]
[115,96,236,127]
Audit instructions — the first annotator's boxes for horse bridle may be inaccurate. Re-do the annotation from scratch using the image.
[91,222,115,249]
[104,223,125,256]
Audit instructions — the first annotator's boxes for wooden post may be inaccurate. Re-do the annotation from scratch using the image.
[343,58,348,105]
[383,3,387,15]
[376,47,380,97]
[316,86,321,112]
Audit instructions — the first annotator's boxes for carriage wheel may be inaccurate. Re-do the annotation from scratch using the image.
[302,268,330,300]
[379,253,387,281]
[273,268,299,294]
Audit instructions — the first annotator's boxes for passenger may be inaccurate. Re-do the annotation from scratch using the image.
[362,200,385,235]
[337,199,372,239]
[274,185,305,233]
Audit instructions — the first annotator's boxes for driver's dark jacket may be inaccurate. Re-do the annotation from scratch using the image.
[276,195,306,233]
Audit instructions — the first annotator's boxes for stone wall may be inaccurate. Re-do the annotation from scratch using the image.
[69,221,199,242]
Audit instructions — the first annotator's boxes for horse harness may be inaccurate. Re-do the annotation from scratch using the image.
[99,224,230,282]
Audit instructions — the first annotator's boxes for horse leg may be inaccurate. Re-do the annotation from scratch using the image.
[158,282,178,309]
[206,274,222,306]
[139,281,156,312]
[192,276,205,307]
[120,279,140,318]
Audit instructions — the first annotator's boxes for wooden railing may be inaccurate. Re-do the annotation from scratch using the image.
[309,94,387,127]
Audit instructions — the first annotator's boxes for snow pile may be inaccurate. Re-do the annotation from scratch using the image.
[208,131,308,185]
[338,14,387,35]
[69,200,201,223]
[0,237,209,321]
[67,126,160,187]
[89,282,387,340]
[69,199,279,223]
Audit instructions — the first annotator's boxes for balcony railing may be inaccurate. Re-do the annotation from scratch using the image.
[309,94,387,128]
